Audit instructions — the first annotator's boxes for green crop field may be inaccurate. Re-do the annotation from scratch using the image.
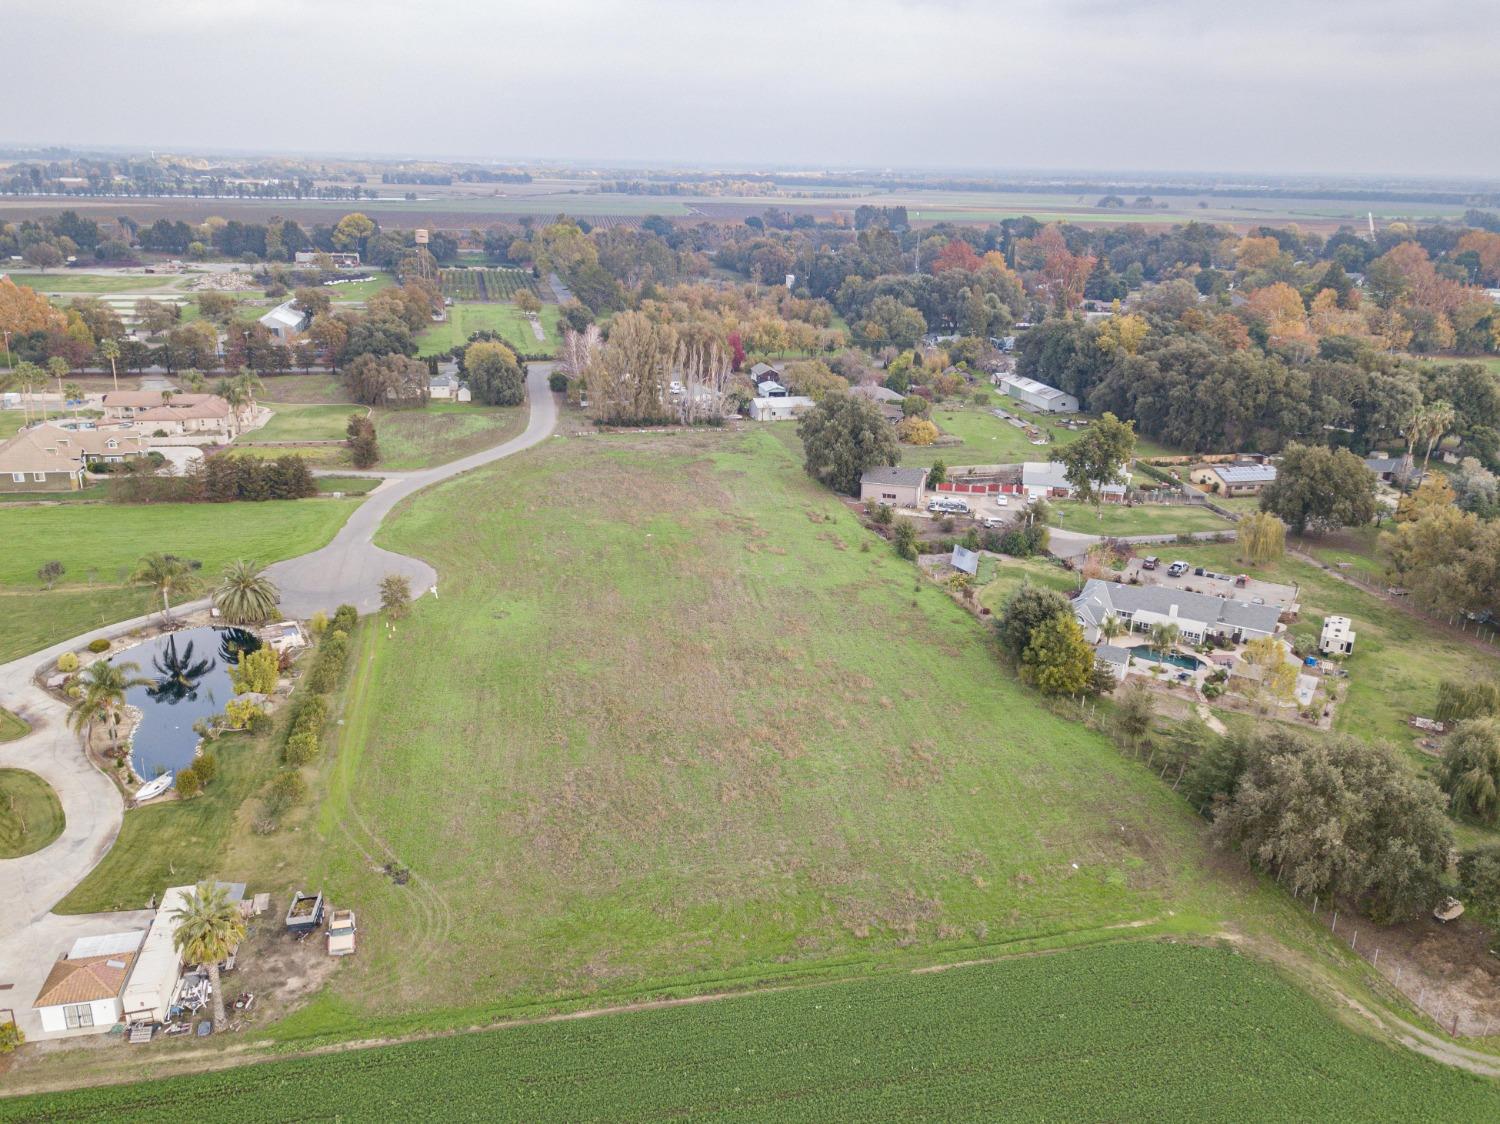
[0,498,359,662]
[6,943,1495,1119]
[0,767,63,859]
[4,272,182,294]
[241,402,365,444]
[1147,540,1500,752]
[416,301,556,357]
[1049,500,1234,536]
[437,267,542,302]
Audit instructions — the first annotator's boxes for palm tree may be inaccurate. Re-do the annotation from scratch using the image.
[68,659,148,757]
[1420,399,1456,478]
[170,883,246,1031]
[1148,622,1180,658]
[47,356,69,419]
[98,337,121,394]
[181,368,207,393]
[13,360,44,425]
[216,378,250,429]
[232,369,262,428]
[131,552,201,621]
[1399,402,1427,492]
[64,382,81,418]
[1098,613,1124,645]
[213,560,280,625]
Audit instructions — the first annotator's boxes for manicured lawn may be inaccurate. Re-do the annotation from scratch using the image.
[1049,500,1235,536]
[10,943,1497,1118]
[1145,540,1500,752]
[416,301,557,357]
[0,706,30,741]
[977,554,1085,615]
[0,499,359,662]
[242,402,364,444]
[258,373,350,403]
[0,768,64,858]
[322,274,396,303]
[370,402,526,469]
[224,444,348,467]
[0,482,114,504]
[265,425,1300,1035]
[56,728,273,913]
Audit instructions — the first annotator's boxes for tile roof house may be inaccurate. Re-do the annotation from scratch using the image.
[104,392,238,442]
[33,931,145,1036]
[1072,578,1280,645]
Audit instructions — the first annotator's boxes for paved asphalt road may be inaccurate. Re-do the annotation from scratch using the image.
[0,366,557,1037]
[265,362,557,617]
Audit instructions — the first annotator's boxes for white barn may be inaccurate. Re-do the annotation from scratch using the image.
[999,374,1079,414]
[749,395,814,421]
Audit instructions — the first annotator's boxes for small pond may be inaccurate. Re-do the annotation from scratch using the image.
[112,626,261,782]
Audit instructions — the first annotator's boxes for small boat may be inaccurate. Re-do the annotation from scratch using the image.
[134,773,174,802]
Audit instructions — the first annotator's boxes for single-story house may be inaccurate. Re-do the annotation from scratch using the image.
[1094,644,1132,681]
[859,465,930,508]
[293,251,361,269]
[850,383,904,404]
[749,362,784,384]
[1320,615,1356,656]
[1364,453,1423,486]
[1072,578,1281,646]
[1021,460,1128,502]
[258,300,312,343]
[749,395,813,421]
[998,374,1078,414]
[1190,462,1277,495]
[0,427,88,491]
[33,930,145,1037]
[429,372,471,402]
[131,398,238,443]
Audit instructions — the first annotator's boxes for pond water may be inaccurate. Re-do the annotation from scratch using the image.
[112,626,261,782]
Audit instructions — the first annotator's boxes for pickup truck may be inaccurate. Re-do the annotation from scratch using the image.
[327,909,357,956]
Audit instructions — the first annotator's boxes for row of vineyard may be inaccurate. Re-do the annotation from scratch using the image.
[438,268,542,302]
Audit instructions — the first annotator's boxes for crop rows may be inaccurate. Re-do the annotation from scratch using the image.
[437,268,541,303]
[9,943,1494,1121]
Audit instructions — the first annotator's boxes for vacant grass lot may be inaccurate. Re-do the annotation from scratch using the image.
[8,943,1496,1118]
[0,499,358,662]
[370,402,526,469]
[416,301,556,357]
[260,425,1313,1037]
[900,400,1180,469]
[242,402,364,444]
[4,272,180,293]
[323,275,396,303]
[1153,540,1500,752]
[0,767,64,858]
[1050,500,1235,536]
[257,374,349,403]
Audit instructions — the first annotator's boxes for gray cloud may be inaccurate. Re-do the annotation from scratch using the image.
[4,0,1498,176]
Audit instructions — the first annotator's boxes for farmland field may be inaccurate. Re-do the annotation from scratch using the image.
[0,498,359,662]
[5,942,1496,1117]
[416,301,556,356]
[3,271,184,294]
[438,266,542,302]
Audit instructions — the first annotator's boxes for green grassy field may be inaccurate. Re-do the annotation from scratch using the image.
[0,706,29,741]
[0,499,359,662]
[901,400,1179,469]
[1050,500,1235,536]
[0,768,63,859]
[257,373,349,403]
[1149,540,1500,751]
[370,402,525,469]
[4,272,181,293]
[246,424,1335,1041]
[323,275,396,302]
[243,402,364,444]
[416,301,557,357]
[977,554,1085,614]
[6,943,1495,1119]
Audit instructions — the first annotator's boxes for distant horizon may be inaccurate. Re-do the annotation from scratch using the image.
[2,142,1499,195]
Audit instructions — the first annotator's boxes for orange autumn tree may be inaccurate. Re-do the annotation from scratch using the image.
[0,278,64,338]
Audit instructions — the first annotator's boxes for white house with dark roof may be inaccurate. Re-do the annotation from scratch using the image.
[1021,461,1129,502]
[998,374,1078,414]
[859,465,930,508]
[1073,578,1280,646]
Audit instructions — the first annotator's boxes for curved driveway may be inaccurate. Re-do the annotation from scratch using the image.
[266,362,557,616]
[0,366,557,1035]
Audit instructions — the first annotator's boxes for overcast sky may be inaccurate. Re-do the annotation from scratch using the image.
[8,0,1499,179]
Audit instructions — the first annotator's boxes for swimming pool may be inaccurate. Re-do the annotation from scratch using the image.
[112,626,262,782]
[1140,649,1204,672]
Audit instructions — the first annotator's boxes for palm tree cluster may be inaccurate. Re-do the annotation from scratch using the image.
[68,659,148,757]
